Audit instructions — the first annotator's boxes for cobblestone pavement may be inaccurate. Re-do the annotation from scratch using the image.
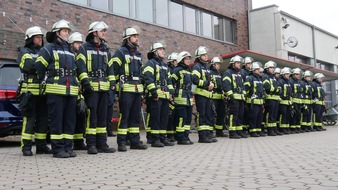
[0,127,338,190]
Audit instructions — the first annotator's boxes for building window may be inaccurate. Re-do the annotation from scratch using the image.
[136,0,153,23]
[90,0,109,11]
[201,12,212,38]
[112,0,130,17]
[213,16,224,41]
[224,19,234,43]
[184,6,196,34]
[155,0,169,26]
[169,1,183,31]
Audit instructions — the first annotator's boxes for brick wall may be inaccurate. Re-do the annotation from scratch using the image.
[0,0,249,61]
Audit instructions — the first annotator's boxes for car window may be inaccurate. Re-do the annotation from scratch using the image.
[0,66,21,86]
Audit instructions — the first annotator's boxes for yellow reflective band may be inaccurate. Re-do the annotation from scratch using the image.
[96,127,107,134]
[108,75,115,81]
[197,125,209,131]
[36,56,49,68]
[34,133,47,140]
[63,134,74,139]
[76,54,87,63]
[192,70,201,78]
[159,130,167,134]
[223,76,231,82]
[117,113,122,128]
[51,134,63,140]
[143,66,154,74]
[86,128,96,135]
[122,84,144,93]
[79,73,89,81]
[53,53,60,70]
[20,53,33,69]
[129,127,140,134]
[45,84,79,95]
[176,117,184,132]
[146,113,151,132]
[147,83,156,91]
[236,125,243,130]
[124,57,130,76]
[112,57,122,66]
[215,125,223,130]
[117,128,128,135]
[183,125,190,130]
[73,133,84,140]
[194,88,212,98]
[87,53,92,72]
[108,58,113,67]
[208,125,214,131]
[151,130,160,134]
[167,130,175,134]
[21,133,33,140]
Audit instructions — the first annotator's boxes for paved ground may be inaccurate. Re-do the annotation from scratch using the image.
[0,126,338,190]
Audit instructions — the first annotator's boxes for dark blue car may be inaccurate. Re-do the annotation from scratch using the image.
[0,60,22,137]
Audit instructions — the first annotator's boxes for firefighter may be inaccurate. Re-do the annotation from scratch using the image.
[290,68,304,133]
[210,57,227,137]
[35,20,78,158]
[171,51,194,145]
[112,27,148,152]
[262,61,283,136]
[300,70,314,132]
[274,67,281,80]
[311,73,327,131]
[241,57,253,134]
[76,21,116,154]
[244,62,265,137]
[192,46,217,143]
[68,32,88,150]
[277,67,292,134]
[223,55,247,139]
[142,42,175,147]
[18,26,51,156]
[166,52,178,142]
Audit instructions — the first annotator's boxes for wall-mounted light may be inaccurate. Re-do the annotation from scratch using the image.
[335,45,338,49]
[281,17,290,29]
[282,24,290,29]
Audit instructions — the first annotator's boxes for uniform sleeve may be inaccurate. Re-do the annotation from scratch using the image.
[222,70,233,96]
[192,65,209,88]
[106,51,116,87]
[167,68,174,94]
[111,49,124,83]
[311,83,318,99]
[76,45,89,86]
[262,77,273,94]
[244,76,252,95]
[35,46,52,81]
[142,61,157,96]
[17,48,36,73]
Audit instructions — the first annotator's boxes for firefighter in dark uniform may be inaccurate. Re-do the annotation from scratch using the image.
[223,55,247,139]
[290,68,304,133]
[166,52,178,142]
[262,61,283,136]
[112,27,148,152]
[311,73,327,131]
[244,62,265,137]
[18,26,52,156]
[68,32,88,150]
[35,20,78,158]
[240,57,253,135]
[192,46,217,143]
[171,51,194,145]
[76,21,116,154]
[274,68,281,80]
[300,70,314,132]
[143,42,175,147]
[210,57,227,137]
[277,67,292,134]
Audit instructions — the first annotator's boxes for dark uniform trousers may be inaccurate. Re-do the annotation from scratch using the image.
[166,103,175,138]
[21,95,49,150]
[264,100,279,128]
[148,98,169,142]
[195,95,214,139]
[290,103,301,130]
[249,104,263,133]
[211,99,226,132]
[85,91,108,148]
[313,104,325,129]
[106,91,115,135]
[174,105,192,141]
[278,104,291,130]
[47,94,76,154]
[228,99,244,132]
[74,110,86,145]
[301,104,312,130]
[117,92,142,145]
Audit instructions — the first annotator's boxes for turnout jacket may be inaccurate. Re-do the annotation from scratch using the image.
[171,63,193,106]
[76,39,115,92]
[192,60,212,98]
[290,77,302,104]
[112,43,143,93]
[35,39,79,96]
[240,67,250,80]
[300,78,313,104]
[222,67,245,101]
[142,56,174,99]
[210,66,224,100]
[311,79,325,105]
[17,45,41,95]
[262,72,280,100]
[278,76,292,105]
[244,73,264,105]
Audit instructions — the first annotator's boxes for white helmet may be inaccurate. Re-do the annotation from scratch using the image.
[264,61,277,69]
[274,67,281,74]
[303,70,312,78]
[291,68,302,75]
[51,19,72,32]
[229,55,243,65]
[243,57,254,65]
[195,46,208,58]
[25,26,43,40]
[123,27,139,40]
[314,73,325,79]
[211,57,222,65]
[68,32,83,43]
[167,52,178,62]
[259,68,264,73]
[250,62,261,71]
[177,51,191,63]
[150,42,165,52]
[281,67,291,75]
[88,21,109,34]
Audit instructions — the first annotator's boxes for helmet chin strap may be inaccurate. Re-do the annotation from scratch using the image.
[56,32,68,42]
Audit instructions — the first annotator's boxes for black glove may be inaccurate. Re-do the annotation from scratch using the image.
[228,94,234,101]
[83,82,93,94]
[152,93,158,100]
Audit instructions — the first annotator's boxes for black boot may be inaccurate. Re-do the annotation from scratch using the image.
[36,145,52,154]
[87,146,98,154]
[53,151,70,158]
[267,128,276,136]
[250,132,260,137]
[130,143,148,150]
[151,141,165,147]
[118,144,127,152]
[274,128,283,136]
[229,131,241,139]
[73,140,87,150]
[22,149,33,156]
[97,144,116,153]
[216,130,228,137]
[161,139,175,146]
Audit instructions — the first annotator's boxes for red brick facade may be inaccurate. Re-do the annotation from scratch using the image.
[0,0,249,61]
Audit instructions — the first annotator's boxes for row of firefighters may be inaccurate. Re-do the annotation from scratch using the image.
[18,19,327,158]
